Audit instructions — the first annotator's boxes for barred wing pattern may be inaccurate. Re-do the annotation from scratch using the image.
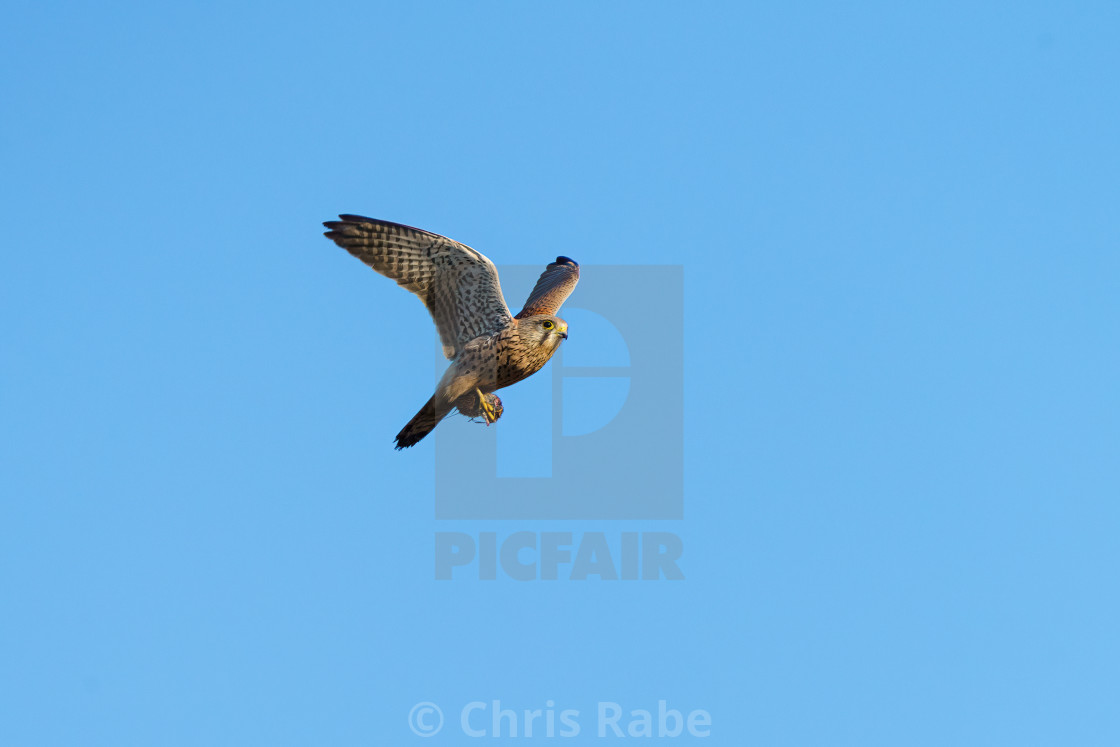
[515,256,581,319]
[323,215,513,359]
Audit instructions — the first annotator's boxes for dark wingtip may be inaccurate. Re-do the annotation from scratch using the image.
[554,255,578,267]
[338,213,376,223]
[323,216,364,241]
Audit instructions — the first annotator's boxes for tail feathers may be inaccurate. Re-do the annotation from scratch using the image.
[394,396,451,449]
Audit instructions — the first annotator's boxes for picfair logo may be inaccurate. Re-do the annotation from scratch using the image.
[434,264,683,520]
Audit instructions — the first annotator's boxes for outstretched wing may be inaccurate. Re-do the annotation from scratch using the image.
[515,256,580,319]
[323,215,512,359]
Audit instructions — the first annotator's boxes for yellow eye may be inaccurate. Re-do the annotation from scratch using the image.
[542,320,554,330]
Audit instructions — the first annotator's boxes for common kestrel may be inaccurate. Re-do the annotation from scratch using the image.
[322,215,580,449]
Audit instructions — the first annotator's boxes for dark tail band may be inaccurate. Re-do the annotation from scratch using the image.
[395,396,450,449]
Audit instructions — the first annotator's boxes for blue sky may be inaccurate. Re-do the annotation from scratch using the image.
[2,2,1118,744]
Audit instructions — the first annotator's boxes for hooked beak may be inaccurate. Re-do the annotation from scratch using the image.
[559,331,568,340]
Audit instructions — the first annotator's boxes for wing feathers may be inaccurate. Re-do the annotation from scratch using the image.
[323,215,512,358]
[516,256,581,318]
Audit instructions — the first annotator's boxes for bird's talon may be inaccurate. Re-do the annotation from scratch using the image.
[476,388,497,425]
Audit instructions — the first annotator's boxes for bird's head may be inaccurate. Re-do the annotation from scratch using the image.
[527,315,568,347]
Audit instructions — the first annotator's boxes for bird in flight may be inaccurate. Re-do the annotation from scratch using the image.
[322,215,580,449]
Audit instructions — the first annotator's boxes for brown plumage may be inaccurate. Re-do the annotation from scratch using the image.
[322,215,579,449]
